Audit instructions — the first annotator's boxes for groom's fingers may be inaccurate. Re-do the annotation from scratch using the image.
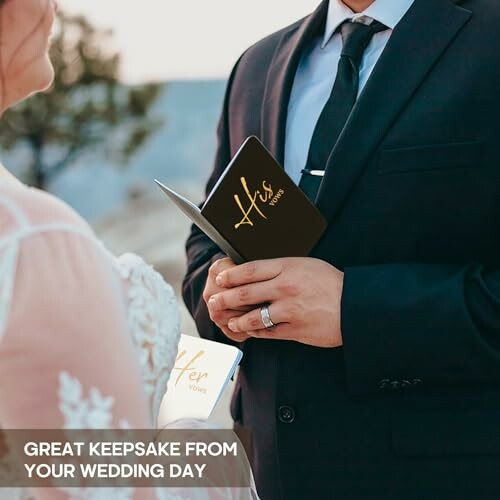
[227,303,287,333]
[208,256,235,282]
[220,326,251,344]
[208,307,249,326]
[209,281,279,311]
[248,325,292,340]
[203,256,236,304]
[208,307,252,343]
[216,259,283,288]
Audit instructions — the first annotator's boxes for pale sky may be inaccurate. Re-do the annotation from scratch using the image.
[58,0,321,83]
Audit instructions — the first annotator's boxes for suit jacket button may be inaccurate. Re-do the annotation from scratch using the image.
[278,405,295,424]
[379,379,390,390]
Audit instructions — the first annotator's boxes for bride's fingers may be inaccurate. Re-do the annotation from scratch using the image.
[227,303,286,333]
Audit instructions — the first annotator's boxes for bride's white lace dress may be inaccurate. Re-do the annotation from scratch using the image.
[0,179,257,500]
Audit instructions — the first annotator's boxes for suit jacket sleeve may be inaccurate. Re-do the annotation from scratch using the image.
[341,262,500,394]
[182,54,245,346]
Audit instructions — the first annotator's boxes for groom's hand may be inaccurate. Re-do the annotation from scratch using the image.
[204,257,252,343]
[208,258,344,348]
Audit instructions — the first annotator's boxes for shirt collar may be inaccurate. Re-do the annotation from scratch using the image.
[321,0,415,48]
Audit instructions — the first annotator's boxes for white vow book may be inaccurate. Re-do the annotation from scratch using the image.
[162,334,243,424]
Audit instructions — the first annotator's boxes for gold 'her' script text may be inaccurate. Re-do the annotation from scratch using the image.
[172,350,209,394]
[234,177,285,229]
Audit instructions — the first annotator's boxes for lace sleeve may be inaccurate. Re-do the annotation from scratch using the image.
[114,253,181,426]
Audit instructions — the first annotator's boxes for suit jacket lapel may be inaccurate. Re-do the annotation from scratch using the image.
[261,0,329,164]
[315,0,472,222]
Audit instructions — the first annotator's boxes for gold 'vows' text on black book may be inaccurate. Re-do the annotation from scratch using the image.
[156,136,327,264]
[234,177,285,229]
[201,136,327,262]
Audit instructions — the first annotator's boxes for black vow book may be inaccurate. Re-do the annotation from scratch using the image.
[156,136,327,264]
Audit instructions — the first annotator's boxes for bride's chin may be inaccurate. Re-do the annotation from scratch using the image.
[25,58,55,95]
[35,56,55,91]
[6,61,55,110]
[40,66,55,92]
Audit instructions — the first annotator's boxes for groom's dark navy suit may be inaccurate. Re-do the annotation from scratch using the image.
[183,0,500,498]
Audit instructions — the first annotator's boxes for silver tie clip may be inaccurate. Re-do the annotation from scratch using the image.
[301,169,325,177]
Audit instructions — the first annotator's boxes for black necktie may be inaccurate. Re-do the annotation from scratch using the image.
[299,20,388,202]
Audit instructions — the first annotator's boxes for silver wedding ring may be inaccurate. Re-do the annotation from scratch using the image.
[260,305,275,329]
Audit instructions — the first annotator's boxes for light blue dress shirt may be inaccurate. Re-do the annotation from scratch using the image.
[284,0,415,184]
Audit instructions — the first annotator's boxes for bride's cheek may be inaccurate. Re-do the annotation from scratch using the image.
[7,33,54,91]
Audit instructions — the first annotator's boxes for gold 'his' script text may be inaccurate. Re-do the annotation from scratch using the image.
[234,176,285,229]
